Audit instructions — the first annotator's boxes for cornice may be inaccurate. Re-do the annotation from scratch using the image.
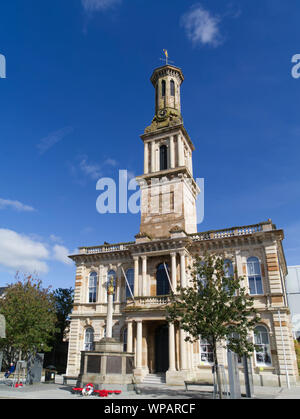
[140,123,195,151]
[150,65,184,87]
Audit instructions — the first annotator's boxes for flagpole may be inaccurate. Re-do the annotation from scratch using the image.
[164,262,174,293]
[121,267,135,303]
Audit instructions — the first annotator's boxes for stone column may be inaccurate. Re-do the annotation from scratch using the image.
[171,252,177,293]
[127,320,133,353]
[155,145,159,172]
[102,266,108,304]
[180,329,188,370]
[168,323,176,371]
[136,320,143,369]
[170,136,175,169]
[141,255,147,296]
[151,141,156,172]
[144,142,149,174]
[188,152,193,175]
[180,251,186,288]
[177,135,184,167]
[116,266,121,303]
[134,256,139,297]
[97,265,103,303]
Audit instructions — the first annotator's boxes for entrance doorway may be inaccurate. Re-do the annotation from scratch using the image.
[155,323,169,373]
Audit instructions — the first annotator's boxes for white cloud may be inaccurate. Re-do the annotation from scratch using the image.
[0,229,74,276]
[0,198,35,212]
[104,158,118,167]
[49,234,63,243]
[181,4,223,47]
[37,126,73,155]
[82,0,122,12]
[52,244,72,265]
[0,229,49,274]
[79,156,103,180]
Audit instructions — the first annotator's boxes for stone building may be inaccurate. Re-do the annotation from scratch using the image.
[66,63,299,387]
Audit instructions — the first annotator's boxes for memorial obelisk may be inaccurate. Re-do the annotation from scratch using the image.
[78,276,134,390]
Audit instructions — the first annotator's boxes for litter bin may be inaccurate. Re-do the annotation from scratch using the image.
[44,365,56,383]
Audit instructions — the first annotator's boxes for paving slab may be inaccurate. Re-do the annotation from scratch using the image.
[0,375,299,399]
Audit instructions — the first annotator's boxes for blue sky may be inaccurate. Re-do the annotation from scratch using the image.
[0,0,300,289]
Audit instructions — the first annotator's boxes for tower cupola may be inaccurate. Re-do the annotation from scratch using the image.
[137,61,199,239]
[145,65,184,134]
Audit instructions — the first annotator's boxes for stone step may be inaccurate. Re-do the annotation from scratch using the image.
[142,373,166,384]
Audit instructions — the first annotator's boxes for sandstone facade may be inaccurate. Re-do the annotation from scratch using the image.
[66,64,298,387]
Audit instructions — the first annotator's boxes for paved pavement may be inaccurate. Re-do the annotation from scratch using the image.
[0,375,299,399]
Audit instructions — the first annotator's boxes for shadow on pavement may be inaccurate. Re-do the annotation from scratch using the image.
[134,386,213,399]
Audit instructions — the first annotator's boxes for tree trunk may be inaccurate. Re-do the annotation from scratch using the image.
[213,340,223,399]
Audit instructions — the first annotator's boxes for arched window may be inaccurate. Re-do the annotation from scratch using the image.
[160,145,168,171]
[223,259,234,293]
[84,327,94,351]
[254,326,272,366]
[199,337,214,364]
[88,271,97,303]
[156,263,170,296]
[170,79,175,96]
[107,270,116,302]
[161,80,166,97]
[247,257,263,295]
[125,268,134,299]
[227,330,242,364]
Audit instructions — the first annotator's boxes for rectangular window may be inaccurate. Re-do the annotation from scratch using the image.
[89,289,97,303]
[248,276,263,295]
[89,274,97,303]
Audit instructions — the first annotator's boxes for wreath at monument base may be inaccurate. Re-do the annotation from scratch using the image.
[82,383,94,396]
[72,385,122,397]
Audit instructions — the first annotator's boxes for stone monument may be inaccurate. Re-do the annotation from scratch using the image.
[77,276,134,390]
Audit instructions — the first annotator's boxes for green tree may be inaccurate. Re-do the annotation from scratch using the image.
[52,287,74,342]
[166,254,260,399]
[44,287,74,372]
[0,273,57,365]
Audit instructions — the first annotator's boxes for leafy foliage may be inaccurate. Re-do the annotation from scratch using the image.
[0,273,57,363]
[52,287,74,341]
[166,253,260,398]
[166,254,260,359]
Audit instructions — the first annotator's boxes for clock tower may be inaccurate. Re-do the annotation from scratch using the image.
[136,64,200,239]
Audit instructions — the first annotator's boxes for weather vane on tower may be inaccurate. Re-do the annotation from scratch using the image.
[160,49,174,66]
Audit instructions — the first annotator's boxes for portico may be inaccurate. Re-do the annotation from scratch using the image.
[124,315,190,383]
